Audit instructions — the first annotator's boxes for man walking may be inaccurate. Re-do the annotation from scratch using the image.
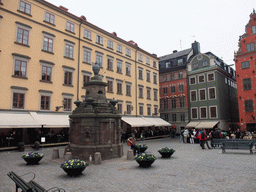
[200,129,211,149]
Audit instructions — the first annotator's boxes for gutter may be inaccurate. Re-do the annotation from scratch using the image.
[77,19,82,100]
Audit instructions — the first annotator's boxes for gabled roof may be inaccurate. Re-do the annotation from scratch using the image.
[159,48,192,61]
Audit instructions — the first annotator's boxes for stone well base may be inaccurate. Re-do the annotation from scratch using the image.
[70,143,123,161]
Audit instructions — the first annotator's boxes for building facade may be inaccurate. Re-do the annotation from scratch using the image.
[159,41,200,133]
[187,52,239,130]
[234,10,256,132]
[0,0,159,143]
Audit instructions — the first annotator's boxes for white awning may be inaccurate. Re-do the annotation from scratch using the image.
[195,121,219,129]
[121,117,154,127]
[186,121,200,128]
[0,111,41,128]
[30,112,70,128]
[143,117,171,127]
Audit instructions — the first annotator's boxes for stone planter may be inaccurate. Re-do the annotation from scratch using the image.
[23,157,43,165]
[158,151,175,158]
[136,159,155,168]
[62,167,86,177]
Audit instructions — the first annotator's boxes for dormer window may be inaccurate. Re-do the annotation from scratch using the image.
[252,26,256,34]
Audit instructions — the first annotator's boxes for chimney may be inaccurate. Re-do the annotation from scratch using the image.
[192,41,200,55]
[59,6,68,12]
[173,50,177,53]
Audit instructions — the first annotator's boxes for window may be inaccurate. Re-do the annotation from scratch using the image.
[199,89,206,100]
[154,89,158,101]
[14,59,27,77]
[66,21,75,33]
[243,78,252,90]
[241,61,250,69]
[209,106,217,118]
[190,90,197,101]
[147,105,151,116]
[126,48,131,56]
[163,99,169,109]
[162,76,167,82]
[179,97,185,108]
[198,75,205,83]
[83,74,91,87]
[117,44,122,52]
[84,29,92,39]
[43,35,54,52]
[126,63,131,76]
[153,73,157,84]
[163,87,168,94]
[146,71,151,82]
[178,85,184,92]
[202,61,208,66]
[207,73,215,81]
[178,72,183,79]
[63,98,72,111]
[170,86,175,93]
[191,108,198,119]
[96,54,103,67]
[247,43,255,52]
[83,49,91,64]
[138,68,143,79]
[117,103,122,114]
[153,61,157,67]
[139,86,143,98]
[252,26,256,34]
[107,79,113,92]
[245,100,254,112]
[65,42,74,59]
[127,104,132,115]
[126,84,131,96]
[45,11,55,24]
[16,26,30,45]
[147,88,151,99]
[107,40,113,49]
[178,59,183,65]
[208,87,216,99]
[41,95,50,110]
[192,63,199,70]
[171,99,176,108]
[154,106,158,116]
[146,57,150,65]
[117,60,122,73]
[166,62,171,68]
[64,70,73,85]
[41,65,52,82]
[107,58,113,70]
[163,114,169,122]
[12,93,25,109]
[172,114,177,122]
[139,105,144,116]
[190,77,196,85]
[170,74,175,80]
[96,35,103,44]
[200,107,207,119]
[117,82,122,94]
[180,113,185,121]
[138,53,143,61]
[19,0,31,14]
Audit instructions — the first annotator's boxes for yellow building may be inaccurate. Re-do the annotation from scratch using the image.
[0,0,166,144]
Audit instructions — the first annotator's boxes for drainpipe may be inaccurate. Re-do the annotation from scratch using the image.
[135,49,138,116]
[77,19,82,100]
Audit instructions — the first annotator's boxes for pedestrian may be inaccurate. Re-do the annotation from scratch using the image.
[190,129,195,144]
[180,129,184,143]
[200,129,211,149]
[183,129,189,143]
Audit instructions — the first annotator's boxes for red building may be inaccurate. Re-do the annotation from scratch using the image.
[234,10,256,132]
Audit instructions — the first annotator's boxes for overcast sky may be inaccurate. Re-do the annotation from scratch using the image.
[49,0,255,67]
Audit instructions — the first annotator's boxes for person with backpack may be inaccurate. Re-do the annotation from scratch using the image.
[200,129,211,149]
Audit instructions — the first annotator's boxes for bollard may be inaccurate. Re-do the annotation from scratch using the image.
[127,149,134,160]
[63,151,72,161]
[94,152,102,165]
[52,148,59,159]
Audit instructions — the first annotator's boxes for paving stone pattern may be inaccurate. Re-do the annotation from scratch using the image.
[0,138,255,192]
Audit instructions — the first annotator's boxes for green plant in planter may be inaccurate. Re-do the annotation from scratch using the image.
[34,141,40,150]
[61,159,88,169]
[134,153,156,161]
[158,147,175,153]
[135,144,148,152]
[18,142,25,147]
[22,151,44,158]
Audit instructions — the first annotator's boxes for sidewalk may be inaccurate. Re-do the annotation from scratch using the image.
[0,138,255,192]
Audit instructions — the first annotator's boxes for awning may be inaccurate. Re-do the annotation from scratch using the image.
[195,121,219,129]
[121,117,154,127]
[0,111,41,128]
[30,112,70,128]
[143,117,171,127]
[186,121,200,128]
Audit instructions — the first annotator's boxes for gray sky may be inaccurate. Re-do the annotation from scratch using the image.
[49,0,255,67]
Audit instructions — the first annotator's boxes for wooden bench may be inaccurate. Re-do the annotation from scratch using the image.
[221,140,254,154]
[211,139,227,148]
[7,171,65,192]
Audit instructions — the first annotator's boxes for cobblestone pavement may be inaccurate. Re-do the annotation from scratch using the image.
[0,138,255,192]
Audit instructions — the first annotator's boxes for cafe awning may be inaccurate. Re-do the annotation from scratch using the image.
[0,111,41,128]
[195,121,219,129]
[121,117,154,127]
[185,121,200,128]
[143,117,171,127]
